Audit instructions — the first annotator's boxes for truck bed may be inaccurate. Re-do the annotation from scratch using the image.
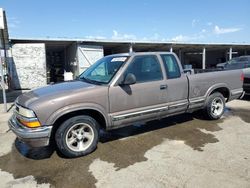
[187,68,243,110]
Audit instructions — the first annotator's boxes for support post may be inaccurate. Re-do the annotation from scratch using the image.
[0,29,7,112]
[129,43,133,53]
[0,53,7,112]
[202,47,206,69]
[178,50,182,62]
[229,47,233,60]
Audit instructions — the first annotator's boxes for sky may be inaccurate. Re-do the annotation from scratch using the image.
[1,0,250,43]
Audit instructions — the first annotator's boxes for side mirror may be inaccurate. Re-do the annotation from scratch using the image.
[121,73,136,85]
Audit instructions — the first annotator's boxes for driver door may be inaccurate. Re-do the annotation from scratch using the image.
[108,55,168,128]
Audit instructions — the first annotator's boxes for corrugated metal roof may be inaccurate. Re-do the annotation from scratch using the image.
[10,37,250,47]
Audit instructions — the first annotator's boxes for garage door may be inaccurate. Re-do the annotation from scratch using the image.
[77,45,104,75]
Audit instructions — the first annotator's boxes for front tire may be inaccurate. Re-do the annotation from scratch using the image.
[55,115,100,158]
[204,92,225,120]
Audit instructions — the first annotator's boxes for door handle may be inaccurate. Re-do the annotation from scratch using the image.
[160,84,168,90]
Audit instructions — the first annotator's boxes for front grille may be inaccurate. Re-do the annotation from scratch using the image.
[244,77,250,84]
[16,105,19,113]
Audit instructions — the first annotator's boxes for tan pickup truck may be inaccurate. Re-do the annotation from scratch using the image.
[9,52,244,157]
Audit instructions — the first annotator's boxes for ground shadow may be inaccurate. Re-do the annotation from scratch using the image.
[14,139,55,160]
[13,112,222,161]
[241,94,250,101]
[229,107,250,123]
[99,113,194,143]
[13,113,194,160]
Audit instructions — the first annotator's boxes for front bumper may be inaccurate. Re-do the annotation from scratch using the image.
[8,114,52,147]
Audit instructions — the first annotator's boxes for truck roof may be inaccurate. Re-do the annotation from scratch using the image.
[106,51,175,57]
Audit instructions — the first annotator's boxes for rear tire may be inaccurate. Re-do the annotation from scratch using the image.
[204,92,225,120]
[55,115,100,158]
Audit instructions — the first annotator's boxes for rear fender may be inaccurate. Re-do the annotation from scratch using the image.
[204,83,230,104]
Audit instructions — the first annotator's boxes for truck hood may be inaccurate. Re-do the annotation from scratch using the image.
[16,81,97,107]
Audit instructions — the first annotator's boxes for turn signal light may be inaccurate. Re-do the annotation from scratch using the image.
[18,119,41,128]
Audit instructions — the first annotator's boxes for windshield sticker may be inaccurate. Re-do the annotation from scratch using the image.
[111,57,127,62]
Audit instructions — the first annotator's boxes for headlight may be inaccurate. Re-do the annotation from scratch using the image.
[17,105,36,118]
[15,103,41,128]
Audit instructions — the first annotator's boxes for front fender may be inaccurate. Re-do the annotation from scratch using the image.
[45,103,109,127]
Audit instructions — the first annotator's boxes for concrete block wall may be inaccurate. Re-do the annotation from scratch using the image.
[10,43,47,89]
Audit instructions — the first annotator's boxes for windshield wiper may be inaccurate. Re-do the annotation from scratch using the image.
[79,76,105,85]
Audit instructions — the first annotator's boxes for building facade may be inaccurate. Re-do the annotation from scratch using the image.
[8,38,250,89]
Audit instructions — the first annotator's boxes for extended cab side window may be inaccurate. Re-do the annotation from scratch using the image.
[125,55,163,83]
[161,54,181,79]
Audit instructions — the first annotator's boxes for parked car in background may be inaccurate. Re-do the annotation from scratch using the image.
[216,56,250,70]
[243,68,250,95]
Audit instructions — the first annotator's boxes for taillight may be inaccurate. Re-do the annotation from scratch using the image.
[240,73,244,81]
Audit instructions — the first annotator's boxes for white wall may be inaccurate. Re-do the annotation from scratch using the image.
[10,43,47,89]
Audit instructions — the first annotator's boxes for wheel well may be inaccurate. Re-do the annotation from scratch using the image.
[210,87,230,101]
[51,109,107,140]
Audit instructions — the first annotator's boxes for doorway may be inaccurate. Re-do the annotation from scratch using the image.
[46,42,77,84]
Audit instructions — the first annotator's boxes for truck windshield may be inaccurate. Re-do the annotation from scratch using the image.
[79,56,129,84]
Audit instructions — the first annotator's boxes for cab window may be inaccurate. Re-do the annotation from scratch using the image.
[125,55,163,83]
[161,54,181,79]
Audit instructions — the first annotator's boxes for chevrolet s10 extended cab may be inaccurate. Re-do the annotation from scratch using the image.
[9,52,244,157]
